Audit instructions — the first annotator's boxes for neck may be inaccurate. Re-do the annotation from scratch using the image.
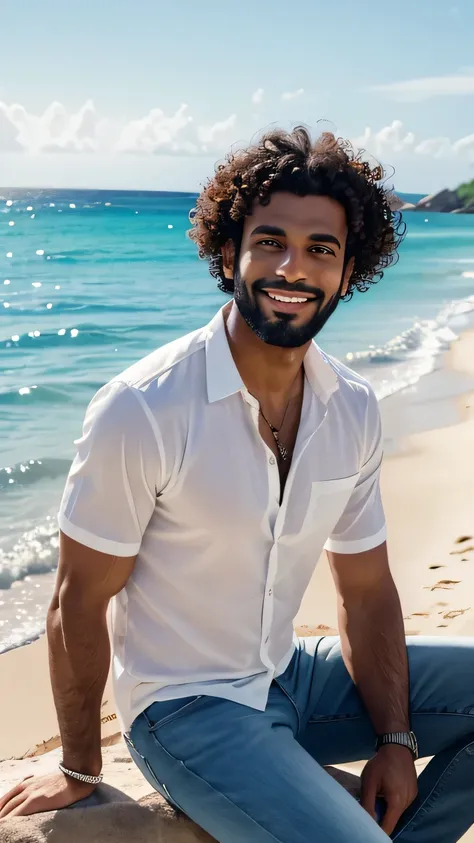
[224,301,309,401]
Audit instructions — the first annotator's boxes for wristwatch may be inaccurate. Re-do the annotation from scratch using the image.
[376,731,419,760]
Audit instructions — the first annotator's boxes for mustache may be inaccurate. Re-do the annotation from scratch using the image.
[252,278,325,300]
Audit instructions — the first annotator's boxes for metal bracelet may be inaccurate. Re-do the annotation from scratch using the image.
[59,762,103,785]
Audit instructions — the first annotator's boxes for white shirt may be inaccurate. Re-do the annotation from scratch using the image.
[58,306,386,731]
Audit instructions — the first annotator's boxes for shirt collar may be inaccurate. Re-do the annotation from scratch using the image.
[205,306,339,405]
[303,341,339,404]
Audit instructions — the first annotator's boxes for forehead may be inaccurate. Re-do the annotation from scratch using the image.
[244,191,348,241]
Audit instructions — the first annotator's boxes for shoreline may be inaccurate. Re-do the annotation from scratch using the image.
[296,325,474,639]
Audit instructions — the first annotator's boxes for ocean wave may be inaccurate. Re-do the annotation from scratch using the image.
[0,458,72,487]
[345,294,474,400]
[0,517,58,590]
[10,248,185,265]
[1,325,129,349]
[0,385,76,405]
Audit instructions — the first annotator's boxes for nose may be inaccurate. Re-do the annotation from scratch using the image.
[275,247,307,284]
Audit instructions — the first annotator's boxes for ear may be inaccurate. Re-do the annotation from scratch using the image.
[341,256,355,297]
[221,240,235,280]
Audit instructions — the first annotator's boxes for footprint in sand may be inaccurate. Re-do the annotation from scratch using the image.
[427,580,461,591]
[436,607,471,628]
[450,536,474,556]
[295,624,339,637]
[443,608,471,620]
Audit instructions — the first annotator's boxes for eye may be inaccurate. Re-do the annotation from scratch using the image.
[309,245,335,256]
[256,239,284,249]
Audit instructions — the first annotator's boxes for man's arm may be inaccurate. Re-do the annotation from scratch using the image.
[327,542,417,834]
[327,541,409,734]
[47,531,136,776]
[0,382,161,820]
[0,532,137,820]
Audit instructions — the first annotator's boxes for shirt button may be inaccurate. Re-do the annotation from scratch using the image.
[269,455,276,465]
[268,588,273,596]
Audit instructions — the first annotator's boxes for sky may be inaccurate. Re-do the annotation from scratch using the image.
[1,0,474,194]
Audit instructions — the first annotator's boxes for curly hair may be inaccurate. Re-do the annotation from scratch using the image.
[188,127,405,300]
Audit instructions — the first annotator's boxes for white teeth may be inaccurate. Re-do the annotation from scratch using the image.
[267,292,308,303]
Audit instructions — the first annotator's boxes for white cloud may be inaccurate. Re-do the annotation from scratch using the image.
[2,99,474,184]
[371,74,474,102]
[453,133,474,154]
[0,100,239,156]
[0,99,109,154]
[251,88,264,106]
[0,104,23,151]
[414,137,453,158]
[281,88,304,101]
[353,120,474,164]
[353,120,414,157]
[116,104,197,155]
[197,114,236,145]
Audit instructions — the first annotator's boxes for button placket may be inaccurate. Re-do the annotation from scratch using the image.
[241,390,280,668]
[244,393,281,524]
[260,545,278,667]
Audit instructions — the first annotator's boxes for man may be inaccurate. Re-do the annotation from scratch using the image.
[1,128,473,843]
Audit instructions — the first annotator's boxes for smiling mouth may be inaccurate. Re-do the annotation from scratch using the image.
[260,289,319,313]
[266,292,312,303]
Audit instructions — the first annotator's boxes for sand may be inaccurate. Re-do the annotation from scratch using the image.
[1,329,474,839]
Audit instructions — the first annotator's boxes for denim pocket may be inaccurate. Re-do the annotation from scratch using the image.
[124,728,188,812]
[123,731,164,793]
[143,695,207,732]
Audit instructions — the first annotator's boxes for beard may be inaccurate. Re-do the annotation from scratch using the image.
[233,268,345,349]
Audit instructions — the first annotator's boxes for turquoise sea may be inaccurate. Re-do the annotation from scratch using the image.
[1,188,474,651]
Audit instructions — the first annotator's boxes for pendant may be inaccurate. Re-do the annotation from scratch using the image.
[272,430,288,461]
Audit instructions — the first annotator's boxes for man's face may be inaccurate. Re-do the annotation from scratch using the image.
[224,192,353,348]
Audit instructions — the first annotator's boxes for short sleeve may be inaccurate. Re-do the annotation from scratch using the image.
[324,386,386,555]
[58,380,161,557]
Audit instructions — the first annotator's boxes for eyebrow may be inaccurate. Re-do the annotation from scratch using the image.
[250,225,341,250]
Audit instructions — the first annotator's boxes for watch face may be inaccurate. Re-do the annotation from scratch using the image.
[409,731,419,755]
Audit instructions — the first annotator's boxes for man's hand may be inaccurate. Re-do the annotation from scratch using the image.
[0,772,96,820]
[360,745,418,835]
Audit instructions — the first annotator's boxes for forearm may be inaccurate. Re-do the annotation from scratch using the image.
[46,592,110,776]
[338,575,410,734]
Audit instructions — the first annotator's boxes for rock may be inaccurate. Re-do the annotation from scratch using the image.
[414,189,463,213]
[0,739,361,842]
[388,193,405,211]
[1,787,216,843]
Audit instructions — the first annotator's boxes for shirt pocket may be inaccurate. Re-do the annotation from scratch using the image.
[300,474,359,538]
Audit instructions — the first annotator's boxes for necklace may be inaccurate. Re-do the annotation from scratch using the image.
[260,405,290,461]
[259,384,299,463]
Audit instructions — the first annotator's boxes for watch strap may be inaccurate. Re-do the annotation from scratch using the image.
[376,730,418,759]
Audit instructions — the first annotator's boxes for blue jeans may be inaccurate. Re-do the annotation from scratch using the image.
[124,636,474,842]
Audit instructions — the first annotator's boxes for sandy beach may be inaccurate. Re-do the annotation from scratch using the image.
[296,326,474,642]
[1,328,474,839]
